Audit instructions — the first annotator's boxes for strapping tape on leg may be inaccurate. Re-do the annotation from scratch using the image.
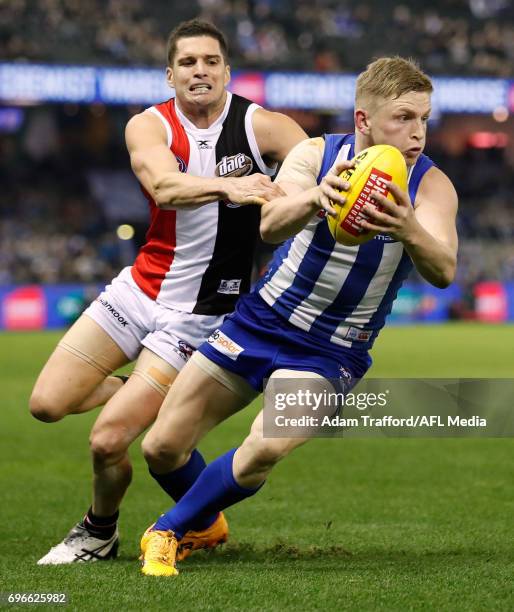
[58,341,113,377]
[131,350,177,397]
[191,351,258,402]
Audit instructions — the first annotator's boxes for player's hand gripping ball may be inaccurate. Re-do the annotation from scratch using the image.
[327,145,408,246]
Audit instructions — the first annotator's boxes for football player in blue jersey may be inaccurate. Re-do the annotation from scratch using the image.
[138,56,458,575]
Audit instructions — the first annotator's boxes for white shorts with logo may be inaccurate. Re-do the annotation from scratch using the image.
[83,267,225,371]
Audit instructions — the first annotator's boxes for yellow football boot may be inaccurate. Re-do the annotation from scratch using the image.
[140,529,179,577]
[139,524,155,559]
[176,512,229,561]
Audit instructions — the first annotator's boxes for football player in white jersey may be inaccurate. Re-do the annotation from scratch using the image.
[33,19,307,565]
[138,57,459,576]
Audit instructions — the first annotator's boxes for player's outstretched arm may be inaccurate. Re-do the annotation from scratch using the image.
[361,166,458,288]
[125,111,282,208]
[260,185,321,243]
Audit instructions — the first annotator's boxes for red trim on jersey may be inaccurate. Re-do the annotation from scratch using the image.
[131,99,190,300]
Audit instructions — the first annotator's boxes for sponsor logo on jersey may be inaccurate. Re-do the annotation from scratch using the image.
[218,279,242,295]
[216,154,253,208]
[344,326,372,342]
[97,298,129,327]
[373,233,396,242]
[197,139,212,150]
[207,329,244,360]
[215,153,253,178]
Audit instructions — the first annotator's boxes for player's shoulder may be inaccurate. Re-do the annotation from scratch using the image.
[416,163,458,205]
[125,107,169,145]
[284,136,325,160]
[126,106,165,131]
[251,106,304,135]
[419,163,455,191]
[306,136,325,150]
[274,137,324,190]
[250,106,307,162]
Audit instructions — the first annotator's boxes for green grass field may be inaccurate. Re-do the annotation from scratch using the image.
[1,324,513,611]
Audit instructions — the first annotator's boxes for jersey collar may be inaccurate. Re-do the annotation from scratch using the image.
[175,91,232,133]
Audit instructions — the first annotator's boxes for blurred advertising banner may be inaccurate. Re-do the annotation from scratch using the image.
[0,63,511,114]
[0,285,100,330]
[474,282,508,322]
[0,282,513,330]
[2,286,46,330]
[390,282,462,323]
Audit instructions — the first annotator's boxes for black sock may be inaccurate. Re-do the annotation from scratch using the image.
[82,507,119,539]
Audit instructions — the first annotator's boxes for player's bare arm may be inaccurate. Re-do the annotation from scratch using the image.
[126,111,282,208]
[260,138,352,243]
[252,107,308,164]
[360,166,458,288]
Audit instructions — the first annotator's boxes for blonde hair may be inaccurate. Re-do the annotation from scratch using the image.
[355,57,433,110]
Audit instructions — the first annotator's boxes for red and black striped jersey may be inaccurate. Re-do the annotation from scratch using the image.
[131,92,276,315]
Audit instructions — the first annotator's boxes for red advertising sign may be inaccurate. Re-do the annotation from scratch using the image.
[474,282,507,322]
[2,286,46,330]
[230,72,265,105]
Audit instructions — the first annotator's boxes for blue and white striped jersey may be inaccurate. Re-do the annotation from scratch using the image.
[257,133,435,351]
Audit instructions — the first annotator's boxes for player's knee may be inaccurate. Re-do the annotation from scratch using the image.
[141,432,186,472]
[89,425,130,466]
[29,390,66,423]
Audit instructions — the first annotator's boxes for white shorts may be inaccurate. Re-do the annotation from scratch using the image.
[83,267,225,371]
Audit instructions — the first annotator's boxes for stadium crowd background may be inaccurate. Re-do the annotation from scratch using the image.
[1,0,513,300]
[2,0,514,75]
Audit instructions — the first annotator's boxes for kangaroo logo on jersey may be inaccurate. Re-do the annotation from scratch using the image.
[338,366,353,386]
[215,153,253,178]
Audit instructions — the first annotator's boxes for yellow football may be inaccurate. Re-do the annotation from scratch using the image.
[327,144,408,246]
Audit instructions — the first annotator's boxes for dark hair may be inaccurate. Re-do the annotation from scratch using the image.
[166,19,229,66]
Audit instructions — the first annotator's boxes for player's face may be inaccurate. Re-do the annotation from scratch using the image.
[167,36,230,109]
[365,91,431,165]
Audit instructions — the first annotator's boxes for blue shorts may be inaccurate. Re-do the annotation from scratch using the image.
[198,292,372,392]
